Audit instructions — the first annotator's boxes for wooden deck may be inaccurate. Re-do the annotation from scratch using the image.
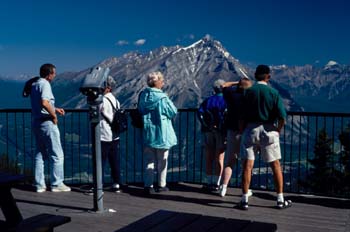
[1,183,350,232]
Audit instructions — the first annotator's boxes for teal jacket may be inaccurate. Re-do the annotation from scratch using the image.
[138,87,178,149]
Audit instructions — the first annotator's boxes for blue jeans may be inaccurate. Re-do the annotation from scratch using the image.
[101,140,120,185]
[33,120,64,188]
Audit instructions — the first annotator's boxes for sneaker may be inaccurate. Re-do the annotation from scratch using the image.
[219,185,227,197]
[51,184,71,192]
[144,187,156,195]
[237,200,249,210]
[111,183,121,193]
[157,186,169,192]
[84,187,94,196]
[277,200,292,209]
[36,186,47,193]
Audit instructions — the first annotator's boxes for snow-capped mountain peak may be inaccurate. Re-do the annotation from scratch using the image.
[173,35,231,59]
[326,60,338,66]
[271,64,288,70]
[181,39,204,51]
[324,60,340,70]
[50,37,302,112]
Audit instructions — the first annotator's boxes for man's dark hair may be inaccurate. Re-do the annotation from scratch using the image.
[255,64,270,81]
[40,63,56,78]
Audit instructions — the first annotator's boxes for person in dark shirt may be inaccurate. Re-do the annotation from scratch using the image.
[198,79,227,191]
[238,65,292,210]
[219,77,252,197]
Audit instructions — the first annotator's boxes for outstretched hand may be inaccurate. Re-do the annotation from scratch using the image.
[56,108,65,116]
[221,81,239,88]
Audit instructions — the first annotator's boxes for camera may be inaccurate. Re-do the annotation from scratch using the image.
[80,66,110,104]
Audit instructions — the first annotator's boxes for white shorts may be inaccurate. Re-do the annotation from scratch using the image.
[226,130,241,160]
[241,123,281,163]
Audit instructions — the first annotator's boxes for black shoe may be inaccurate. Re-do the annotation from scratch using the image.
[111,183,121,193]
[237,200,249,210]
[144,187,156,195]
[277,200,292,209]
[157,186,169,192]
[210,184,220,192]
[83,187,94,196]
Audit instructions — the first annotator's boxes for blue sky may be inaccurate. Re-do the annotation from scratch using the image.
[0,0,349,76]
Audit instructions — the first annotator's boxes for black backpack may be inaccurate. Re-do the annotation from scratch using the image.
[22,76,40,97]
[102,97,128,134]
[129,109,143,128]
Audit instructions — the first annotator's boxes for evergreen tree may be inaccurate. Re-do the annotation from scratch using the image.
[307,129,341,194]
[339,126,350,193]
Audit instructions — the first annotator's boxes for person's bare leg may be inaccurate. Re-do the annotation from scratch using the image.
[205,147,214,184]
[222,165,232,186]
[242,159,254,194]
[212,148,224,187]
[215,151,225,177]
[270,160,283,194]
[219,157,236,197]
[270,159,290,208]
[222,157,235,185]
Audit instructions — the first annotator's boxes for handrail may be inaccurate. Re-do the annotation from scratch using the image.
[2,108,350,117]
[0,108,349,198]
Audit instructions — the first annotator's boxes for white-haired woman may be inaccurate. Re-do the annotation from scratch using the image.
[138,71,177,195]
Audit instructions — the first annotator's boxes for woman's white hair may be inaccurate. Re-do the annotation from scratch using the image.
[147,71,164,87]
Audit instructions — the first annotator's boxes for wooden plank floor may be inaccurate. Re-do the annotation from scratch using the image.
[116,210,278,232]
[1,183,349,232]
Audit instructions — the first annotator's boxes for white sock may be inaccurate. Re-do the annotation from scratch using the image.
[216,176,222,186]
[241,193,249,202]
[222,184,227,190]
[277,193,284,202]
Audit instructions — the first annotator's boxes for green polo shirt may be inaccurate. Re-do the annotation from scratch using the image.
[242,81,287,123]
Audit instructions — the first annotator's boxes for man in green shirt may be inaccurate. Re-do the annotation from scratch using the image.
[238,65,292,210]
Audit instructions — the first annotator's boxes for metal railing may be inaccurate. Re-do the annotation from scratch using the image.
[0,109,349,197]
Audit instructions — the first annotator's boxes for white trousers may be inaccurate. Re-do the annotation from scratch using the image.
[144,147,169,188]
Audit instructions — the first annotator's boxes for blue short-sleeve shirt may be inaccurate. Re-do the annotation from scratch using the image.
[30,78,55,121]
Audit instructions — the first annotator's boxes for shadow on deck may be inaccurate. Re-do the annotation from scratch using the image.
[2,183,350,232]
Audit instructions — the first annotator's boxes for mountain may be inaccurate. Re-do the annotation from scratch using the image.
[270,61,350,112]
[1,36,349,113]
[52,35,303,112]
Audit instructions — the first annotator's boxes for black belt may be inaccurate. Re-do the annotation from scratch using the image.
[38,118,52,123]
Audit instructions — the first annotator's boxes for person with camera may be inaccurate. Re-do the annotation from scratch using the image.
[138,71,177,195]
[100,76,121,192]
[30,63,71,193]
[219,77,253,197]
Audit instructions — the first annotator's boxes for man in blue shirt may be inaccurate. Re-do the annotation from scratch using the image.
[30,63,70,193]
[198,79,227,191]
